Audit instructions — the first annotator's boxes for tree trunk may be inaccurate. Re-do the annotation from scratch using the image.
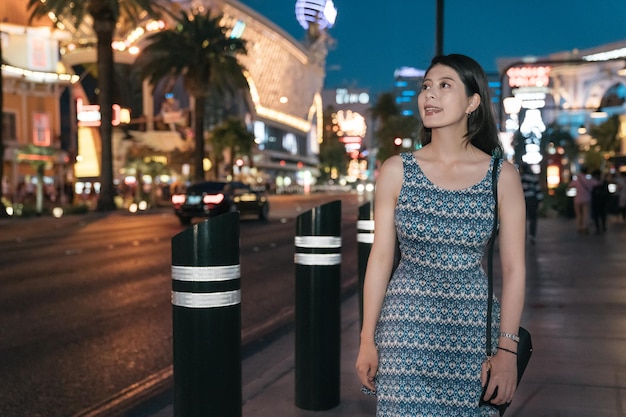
[193,95,206,183]
[0,33,9,217]
[94,16,117,211]
[229,147,235,178]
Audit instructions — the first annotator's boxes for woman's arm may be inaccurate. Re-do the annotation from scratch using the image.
[482,160,526,405]
[355,155,403,390]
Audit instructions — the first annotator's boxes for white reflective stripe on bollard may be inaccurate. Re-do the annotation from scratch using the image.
[357,220,374,231]
[172,264,240,281]
[294,236,341,248]
[172,265,241,308]
[357,233,374,244]
[294,253,342,265]
[294,235,341,265]
[357,220,375,244]
[172,290,241,308]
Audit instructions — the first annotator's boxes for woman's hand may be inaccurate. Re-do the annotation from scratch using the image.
[480,351,517,405]
[355,340,379,391]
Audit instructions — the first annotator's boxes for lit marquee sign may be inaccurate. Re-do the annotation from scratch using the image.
[507,66,551,88]
[335,88,369,105]
[76,98,130,127]
[334,110,367,139]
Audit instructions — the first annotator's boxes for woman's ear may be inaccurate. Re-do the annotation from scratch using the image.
[468,93,481,113]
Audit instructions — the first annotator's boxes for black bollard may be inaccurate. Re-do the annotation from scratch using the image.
[171,212,242,417]
[356,201,401,329]
[357,202,375,328]
[294,200,342,410]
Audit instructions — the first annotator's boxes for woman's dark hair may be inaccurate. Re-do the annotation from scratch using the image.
[418,53,502,156]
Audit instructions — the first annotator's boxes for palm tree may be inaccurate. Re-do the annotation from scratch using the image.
[135,10,248,183]
[27,0,162,211]
[16,144,57,215]
[369,92,399,124]
[0,35,8,217]
[209,117,255,179]
[589,115,621,154]
[375,115,420,163]
[319,105,349,182]
[368,92,403,166]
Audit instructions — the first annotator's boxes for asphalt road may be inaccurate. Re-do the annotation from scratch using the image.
[0,192,369,417]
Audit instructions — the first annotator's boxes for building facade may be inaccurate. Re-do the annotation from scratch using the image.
[393,66,424,118]
[0,6,78,208]
[499,40,626,185]
[1,0,328,208]
[321,87,373,180]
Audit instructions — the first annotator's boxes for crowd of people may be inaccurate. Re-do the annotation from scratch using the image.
[511,162,626,243]
[569,167,626,236]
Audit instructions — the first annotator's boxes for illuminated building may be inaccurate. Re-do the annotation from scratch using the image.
[0,5,79,207]
[295,0,337,31]
[321,87,373,180]
[393,67,424,117]
[499,41,626,186]
[1,0,330,201]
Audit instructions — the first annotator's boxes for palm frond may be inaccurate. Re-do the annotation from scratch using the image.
[27,0,90,26]
[136,9,247,97]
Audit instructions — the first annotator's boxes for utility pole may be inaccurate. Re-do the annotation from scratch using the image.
[435,0,444,56]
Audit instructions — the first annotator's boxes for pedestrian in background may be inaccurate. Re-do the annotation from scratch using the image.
[355,54,526,416]
[615,171,626,222]
[570,166,598,234]
[519,163,543,244]
[591,169,610,233]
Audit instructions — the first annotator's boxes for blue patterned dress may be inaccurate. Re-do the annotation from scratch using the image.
[373,152,501,416]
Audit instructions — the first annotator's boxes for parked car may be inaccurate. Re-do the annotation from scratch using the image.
[171,181,269,225]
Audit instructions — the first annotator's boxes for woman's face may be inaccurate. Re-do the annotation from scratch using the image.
[418,63,478,130]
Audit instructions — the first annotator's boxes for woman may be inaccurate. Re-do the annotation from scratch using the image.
[570,166,597,234]
[355,54,526,416]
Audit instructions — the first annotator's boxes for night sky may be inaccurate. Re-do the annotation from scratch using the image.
[237,0,626,95]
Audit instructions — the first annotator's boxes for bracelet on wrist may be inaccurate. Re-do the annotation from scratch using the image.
[496,346,518,356]
[500,332,520,343]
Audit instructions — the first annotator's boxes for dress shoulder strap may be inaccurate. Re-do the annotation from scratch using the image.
[491,155,503,185]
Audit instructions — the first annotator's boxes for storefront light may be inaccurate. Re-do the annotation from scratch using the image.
[502,97,522,115]
[590,110,608,119]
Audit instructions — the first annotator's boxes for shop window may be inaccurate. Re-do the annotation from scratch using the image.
[2,111,17,141]
[33,112,51,146]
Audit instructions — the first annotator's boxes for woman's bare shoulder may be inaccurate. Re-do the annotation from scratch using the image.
[499,160,521,180]
[498,160,524,195]
[379,154,404,175]
[376,155,404,192]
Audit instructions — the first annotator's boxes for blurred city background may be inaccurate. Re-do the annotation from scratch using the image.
[2,0,626,217]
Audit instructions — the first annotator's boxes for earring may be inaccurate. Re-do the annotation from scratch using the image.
[466,112,471,118]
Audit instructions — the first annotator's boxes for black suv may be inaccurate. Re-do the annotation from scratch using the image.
[171,181,269,225]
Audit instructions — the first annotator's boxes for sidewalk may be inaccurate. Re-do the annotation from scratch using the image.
[133,216,626,417]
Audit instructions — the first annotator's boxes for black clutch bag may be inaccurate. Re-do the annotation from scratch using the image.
[480,158,533,416]
[479,327,532,415]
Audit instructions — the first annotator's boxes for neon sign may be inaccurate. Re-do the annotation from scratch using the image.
[507,66,551,88]
[76,98,130,127]
[333,110,367,137]
[335,88,370,105]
